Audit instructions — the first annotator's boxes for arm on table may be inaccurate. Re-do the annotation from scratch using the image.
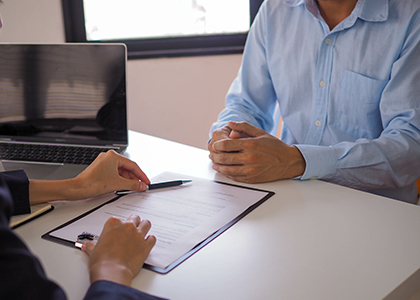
[29,150,150,205]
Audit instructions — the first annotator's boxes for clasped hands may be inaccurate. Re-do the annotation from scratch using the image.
[208,121,306,183]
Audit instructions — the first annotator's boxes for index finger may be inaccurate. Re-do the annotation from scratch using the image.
[210,126,233,144]
[117,155,151,185]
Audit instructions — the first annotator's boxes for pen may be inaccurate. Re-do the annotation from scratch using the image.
[115,180,192,195]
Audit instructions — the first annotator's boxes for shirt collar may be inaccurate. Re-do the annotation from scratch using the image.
[284,0,389,23]
[358,0,389,22]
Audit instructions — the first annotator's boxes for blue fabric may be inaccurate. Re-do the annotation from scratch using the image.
[210,0,420,203]
[85,281,167,300]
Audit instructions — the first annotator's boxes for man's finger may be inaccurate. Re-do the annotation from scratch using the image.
[212,138,244,152]
[209,126,233,151]
[228,121,267,138]
[229,129,248,139]
[210,152,244,165]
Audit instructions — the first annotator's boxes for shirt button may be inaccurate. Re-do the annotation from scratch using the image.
[315,120,321,126]
[325,38,332,45]
[319,81,326,87]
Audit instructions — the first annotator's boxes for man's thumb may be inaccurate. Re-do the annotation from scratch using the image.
[81,241,96,255]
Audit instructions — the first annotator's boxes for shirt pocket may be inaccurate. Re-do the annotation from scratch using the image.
[335,69,388,139]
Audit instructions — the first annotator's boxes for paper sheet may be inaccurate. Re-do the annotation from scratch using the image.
[50,172,271,269]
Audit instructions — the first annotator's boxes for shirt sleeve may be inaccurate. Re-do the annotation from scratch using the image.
[297,12,420,198]
[209,1,279,137]
[84,281,168,300]
[0,170,30,215]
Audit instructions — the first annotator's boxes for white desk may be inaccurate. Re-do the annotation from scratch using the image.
[15,131,420,300]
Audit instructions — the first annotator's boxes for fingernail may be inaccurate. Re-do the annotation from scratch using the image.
[139,182,147,190]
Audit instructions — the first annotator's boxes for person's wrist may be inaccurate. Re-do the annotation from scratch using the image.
[89,260,134,287]
[29,178,80,204]
[59,176,87,200]
[290,146,306,177]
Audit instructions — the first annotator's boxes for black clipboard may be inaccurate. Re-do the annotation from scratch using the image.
[42,180,274,274]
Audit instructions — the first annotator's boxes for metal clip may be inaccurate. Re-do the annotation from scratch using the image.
[75,232,99,248]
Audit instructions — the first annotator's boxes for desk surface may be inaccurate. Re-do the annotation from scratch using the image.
[15,131,420,300]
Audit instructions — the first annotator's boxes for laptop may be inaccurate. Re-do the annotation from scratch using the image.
[0,43,128,180]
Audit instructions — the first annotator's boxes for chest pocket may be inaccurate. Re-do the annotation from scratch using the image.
[335,70,388,139]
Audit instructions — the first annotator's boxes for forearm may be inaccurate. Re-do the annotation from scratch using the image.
[29,177,85,205]
[29,151,149,205]
[297,135,420,201]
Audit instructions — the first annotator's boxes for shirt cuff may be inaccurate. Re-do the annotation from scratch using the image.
[294,145,337,180]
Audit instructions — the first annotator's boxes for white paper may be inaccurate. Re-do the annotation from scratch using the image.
[50,172,271,269]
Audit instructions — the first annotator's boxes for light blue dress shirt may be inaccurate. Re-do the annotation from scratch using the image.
[210,0,420,203]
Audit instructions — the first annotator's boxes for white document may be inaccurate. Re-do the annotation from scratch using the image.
[50,172,272,269]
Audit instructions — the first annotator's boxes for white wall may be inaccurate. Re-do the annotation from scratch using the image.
[127,54,241,150]
[0,0,241,149]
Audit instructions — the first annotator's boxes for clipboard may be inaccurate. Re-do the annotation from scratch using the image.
[42,175,274,274]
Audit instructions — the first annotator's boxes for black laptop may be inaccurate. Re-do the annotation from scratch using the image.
[0,43,128,179]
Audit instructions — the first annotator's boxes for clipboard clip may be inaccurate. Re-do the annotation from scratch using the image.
[75,232,99,249]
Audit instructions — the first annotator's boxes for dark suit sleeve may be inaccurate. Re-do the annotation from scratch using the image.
[84,281,168,300]
[1,170,30,215]
[0,174,168,300]
[0,175,67,300]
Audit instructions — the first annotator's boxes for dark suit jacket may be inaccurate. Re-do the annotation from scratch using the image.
[0,170,165,300]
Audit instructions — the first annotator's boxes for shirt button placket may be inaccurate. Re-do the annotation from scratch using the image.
[305,34,335,145]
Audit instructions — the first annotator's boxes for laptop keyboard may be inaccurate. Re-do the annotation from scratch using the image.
[0,143,111,165]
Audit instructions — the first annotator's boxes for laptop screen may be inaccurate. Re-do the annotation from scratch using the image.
[0,44,127,149]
